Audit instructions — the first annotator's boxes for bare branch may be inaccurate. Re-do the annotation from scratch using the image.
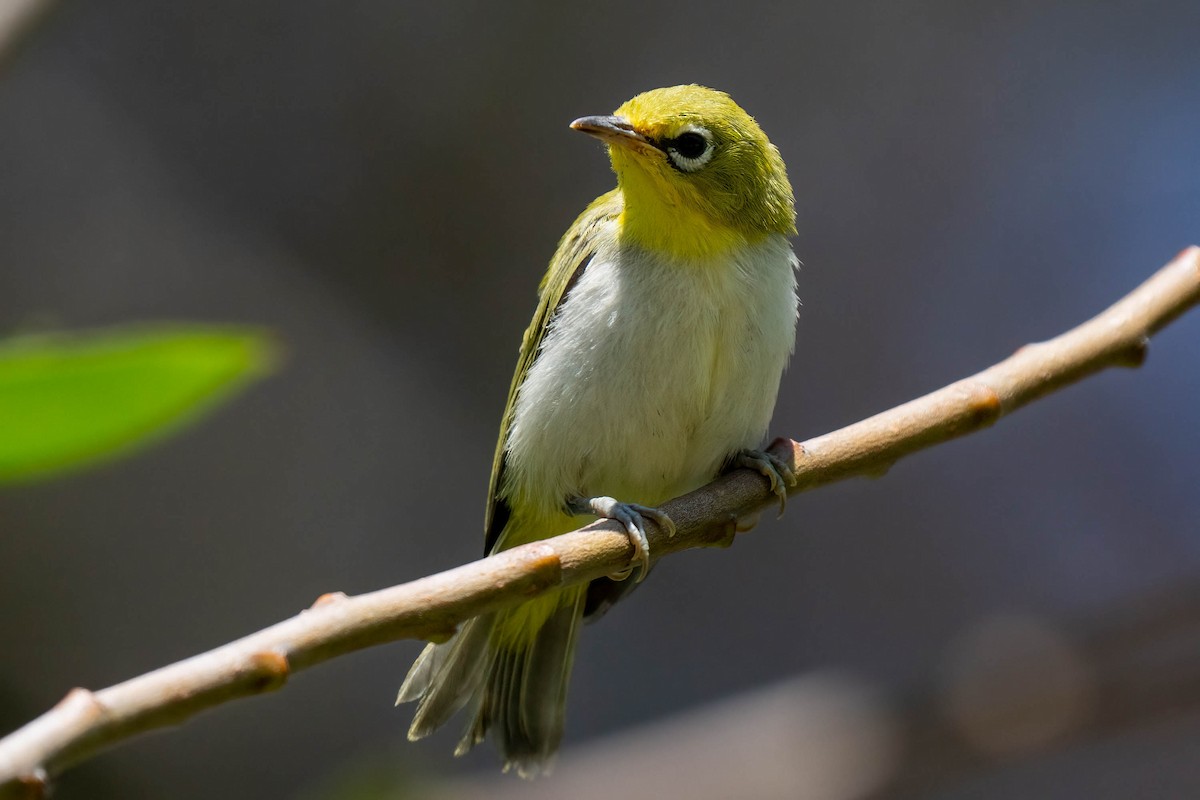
[0,247,1197,797]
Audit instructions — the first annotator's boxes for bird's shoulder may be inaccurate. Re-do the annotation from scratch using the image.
[536,189,623,298]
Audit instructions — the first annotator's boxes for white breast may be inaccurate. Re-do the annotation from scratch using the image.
[502,230,799,520]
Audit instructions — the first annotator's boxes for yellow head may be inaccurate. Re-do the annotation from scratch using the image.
[571,85,795,259]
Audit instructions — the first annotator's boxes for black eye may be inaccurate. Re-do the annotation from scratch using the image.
[664,128,715,173]
[671,131,708,159]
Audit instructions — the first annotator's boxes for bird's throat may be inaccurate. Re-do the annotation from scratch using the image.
[614,161,751,261]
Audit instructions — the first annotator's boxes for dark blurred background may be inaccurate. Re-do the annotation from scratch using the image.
[1,1,1198,798]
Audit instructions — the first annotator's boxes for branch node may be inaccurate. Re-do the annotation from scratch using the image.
[715,515,739,548]
[512,543,564,594]
[963,381,1003,427]
[1115,336,1149,368]
[11,768,47,800]
[864,461,894,479]
[308,591,349,609]
[735,508,763,535]
[767,436,804,467]
[55,688,106,722]
[247,650,290,693]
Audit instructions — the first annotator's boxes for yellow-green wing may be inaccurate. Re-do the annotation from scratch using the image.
[483,189,623,554]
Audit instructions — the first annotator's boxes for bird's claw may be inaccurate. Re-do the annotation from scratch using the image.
[734,448,796,517]
[570,496,675,582]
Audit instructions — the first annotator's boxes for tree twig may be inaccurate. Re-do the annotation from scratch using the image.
[0,247,1197,797]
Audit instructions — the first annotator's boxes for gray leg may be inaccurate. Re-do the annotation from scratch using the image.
[733,448,797,516]
[567,496,676,581]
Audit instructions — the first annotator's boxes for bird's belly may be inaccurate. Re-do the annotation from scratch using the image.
[502,237,797,518]
[573,323,732,503]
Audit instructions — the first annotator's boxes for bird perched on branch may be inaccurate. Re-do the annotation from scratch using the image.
[398,84,799,777]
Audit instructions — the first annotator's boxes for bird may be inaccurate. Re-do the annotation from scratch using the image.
[397,84,799,777]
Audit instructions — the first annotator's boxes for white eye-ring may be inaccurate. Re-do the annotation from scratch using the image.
[665,126,714,173]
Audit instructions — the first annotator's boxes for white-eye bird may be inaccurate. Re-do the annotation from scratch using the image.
[397,85,799,777]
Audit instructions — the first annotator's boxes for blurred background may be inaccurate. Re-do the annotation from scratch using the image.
[1,1,1199,797]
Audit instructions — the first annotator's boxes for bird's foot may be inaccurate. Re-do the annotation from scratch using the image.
[568,496,676,582]
[732,448,796,516]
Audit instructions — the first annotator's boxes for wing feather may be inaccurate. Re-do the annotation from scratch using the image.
[483,190,623,554]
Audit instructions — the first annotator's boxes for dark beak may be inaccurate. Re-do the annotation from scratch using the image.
[569,115,656,151]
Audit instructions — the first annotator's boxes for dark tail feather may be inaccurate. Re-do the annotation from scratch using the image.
[398,589,585,779]
[489,588,584,777]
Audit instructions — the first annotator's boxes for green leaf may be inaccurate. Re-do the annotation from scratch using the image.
[0,325,277,484]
